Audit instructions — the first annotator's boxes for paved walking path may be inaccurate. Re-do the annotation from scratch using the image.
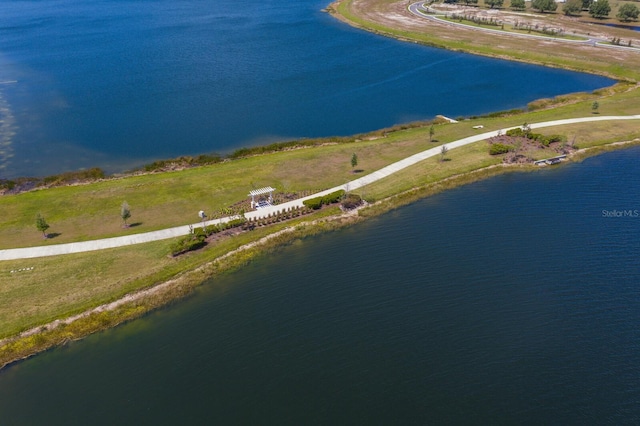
[1,115,639,260]
[407,2,637,50]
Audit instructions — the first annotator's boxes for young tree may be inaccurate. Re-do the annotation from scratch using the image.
[591,101,600,114]
[351,153,358,171]
[532,0,558,13]
[563,0,582,15]
[589,0,610,18]
[429,125,435,143]
[617,3,639,22]
[35,213,50,239]
[440,145,449,162]
[510,0,526,10]
[120,201,131,227]
[198,210,208,235]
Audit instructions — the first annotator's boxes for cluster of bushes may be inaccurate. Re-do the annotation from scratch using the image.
[303,190,346,210]
[170,233,207,257]
[140,154,223,172]
[505,128,565,146]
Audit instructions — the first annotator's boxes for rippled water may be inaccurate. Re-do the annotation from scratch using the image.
[0,0,612,177]
[1,147,638,424]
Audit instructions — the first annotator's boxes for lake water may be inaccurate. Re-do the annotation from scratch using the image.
[0,0,612,178]
[0,147,639,424]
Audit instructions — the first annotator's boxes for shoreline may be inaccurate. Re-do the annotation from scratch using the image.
[2,138,639,371]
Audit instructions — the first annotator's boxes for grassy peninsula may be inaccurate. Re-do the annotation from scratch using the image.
[2,0,640,369]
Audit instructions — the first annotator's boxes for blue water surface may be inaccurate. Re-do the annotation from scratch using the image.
[0,0,612,177]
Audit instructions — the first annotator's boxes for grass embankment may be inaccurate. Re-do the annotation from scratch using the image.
[330,0,640,81]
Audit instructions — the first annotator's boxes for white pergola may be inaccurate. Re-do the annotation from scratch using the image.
[249,186,275,209]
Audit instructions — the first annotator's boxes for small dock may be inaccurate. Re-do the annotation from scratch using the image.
[534,155,567,166]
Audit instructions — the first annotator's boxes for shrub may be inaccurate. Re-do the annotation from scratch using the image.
[341,193,363,210]
[489,143,513,155]
[505,128,527,138]
[0,179,16,191]
[226,218,247,228]
[170,234,206,256]
[303,196,324,210]
[540,134,566,146]
[204,224,222,235]
[321,190,346,205]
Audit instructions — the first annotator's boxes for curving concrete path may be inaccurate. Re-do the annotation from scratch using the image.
[1,115,639,260]
[407,2,638,50]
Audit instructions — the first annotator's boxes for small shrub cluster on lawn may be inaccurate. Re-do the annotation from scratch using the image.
[170,234,207,257]
[489,143,513,155]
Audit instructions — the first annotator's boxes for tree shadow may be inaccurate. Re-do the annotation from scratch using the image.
[46,232,62,239]
[128,222,143,228]
[352,169,364,174]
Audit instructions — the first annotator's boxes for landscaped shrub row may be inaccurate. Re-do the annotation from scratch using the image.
[303,196,323,210]
[171,217,247,256]
[303,190,346,210]
[247,206,311,227]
